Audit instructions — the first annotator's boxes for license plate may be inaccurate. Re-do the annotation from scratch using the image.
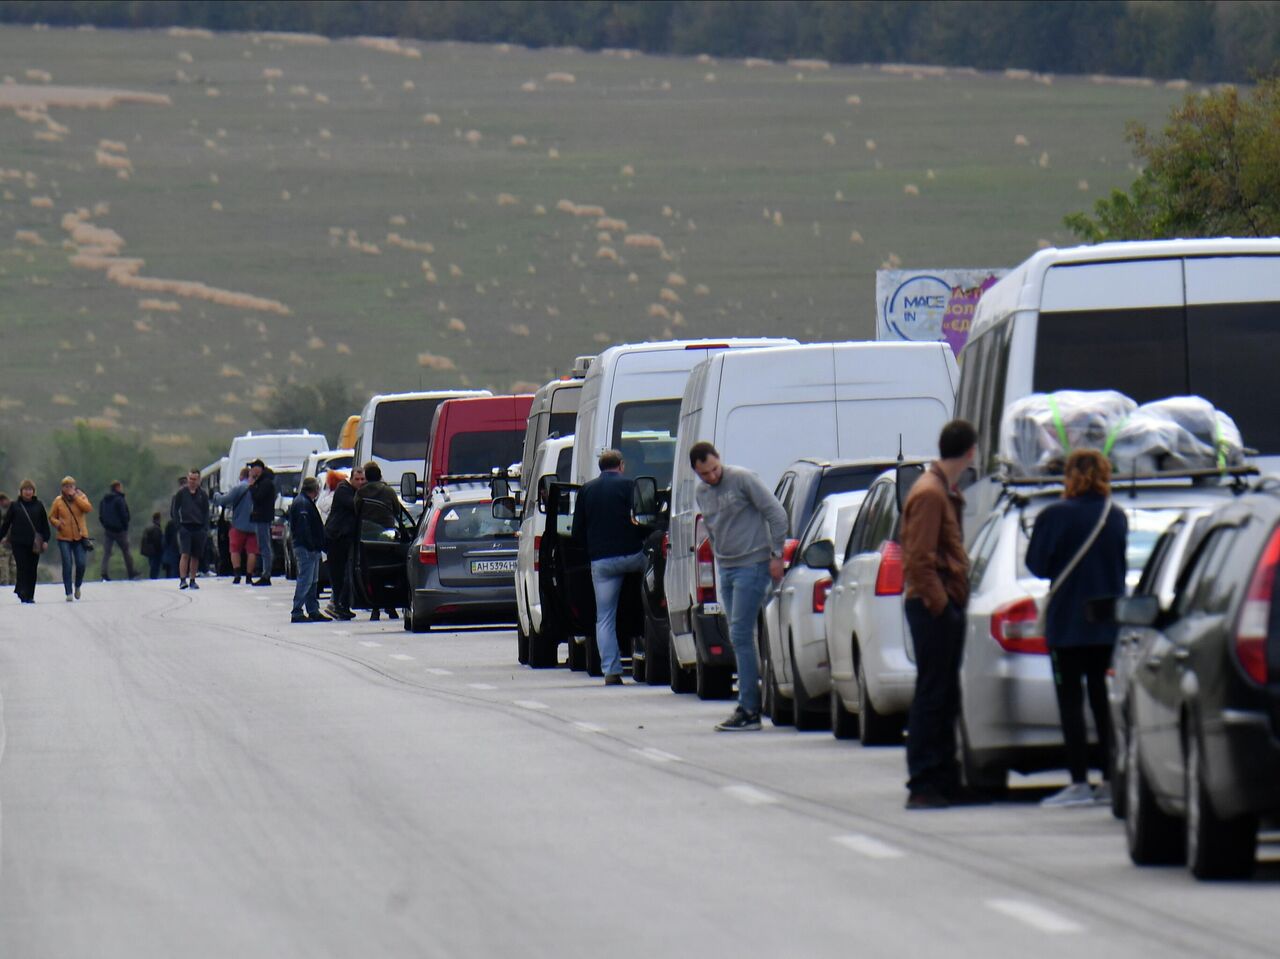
[471,559,516,575]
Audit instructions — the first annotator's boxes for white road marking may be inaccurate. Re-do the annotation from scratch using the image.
[389,653,415,661]
[423,667,453,676]
[573,721,606,734]
[513,699,549,711]
[467,683,497,690]
[633,747,682,764]
[722,784,778,806]
[331,630,350,636]
[832,834,905,860]
[358,641,382,648]
[985,899,1083,935]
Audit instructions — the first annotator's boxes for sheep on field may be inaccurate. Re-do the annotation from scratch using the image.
[417,352,456,370]
[624,233,664,251]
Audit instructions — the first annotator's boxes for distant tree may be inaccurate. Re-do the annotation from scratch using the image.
[259,376,358,447]
[1065,76,1280,242]
[44,423,180,517]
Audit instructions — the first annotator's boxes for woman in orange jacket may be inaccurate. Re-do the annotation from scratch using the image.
[49,475,93,601]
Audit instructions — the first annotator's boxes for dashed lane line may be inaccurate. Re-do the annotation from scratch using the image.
[513,699,549,711]
[985,898,1084,935]
[633,747,682,764]
[467,683,497,690]
[573,721,606,734]
[722,784,778,806]
[831,833,906,860]
[423,667,453,676]
[358,641,381,648]
[389,653,415,661]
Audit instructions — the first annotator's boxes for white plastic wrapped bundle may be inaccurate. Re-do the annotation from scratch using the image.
[1109,397,1244,474]
[999,390,1137,476]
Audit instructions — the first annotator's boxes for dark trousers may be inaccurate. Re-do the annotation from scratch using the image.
[1051,645,1113,784]
[147,555,162,579]
[905,598,965,796]
[14,547,39,602]
[101,529,137,579]
[328,537,352,612]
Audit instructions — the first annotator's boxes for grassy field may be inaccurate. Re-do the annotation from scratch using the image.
[0,25,1189,474]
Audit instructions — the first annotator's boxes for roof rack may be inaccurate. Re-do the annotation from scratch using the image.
[1001,465,1258,489]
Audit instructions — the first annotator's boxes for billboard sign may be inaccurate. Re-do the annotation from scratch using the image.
[876,269,1007,355]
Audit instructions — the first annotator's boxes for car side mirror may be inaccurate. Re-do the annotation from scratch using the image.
[896,463,925,511]
[537,474,556,513]
[492,496,518,521]
[400,472,419,504]
[1087,594,1160,627]
[632,476,659,526]
[491,475,511,501]
[802,538,836,572]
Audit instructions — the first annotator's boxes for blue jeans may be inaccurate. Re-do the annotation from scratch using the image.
[719,561,772,715]
[590,551,645,676]
[58,539,87,596]
[255,522,273,577]
[292,546,320,617]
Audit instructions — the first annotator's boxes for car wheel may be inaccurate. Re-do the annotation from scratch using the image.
[643,612,671,686]
[791,640,829,731]
[516,618,530,665]
[410,603,430,634]
[1110,706,1129,821]
[766,655,793,727]
[669,635,695,694]
[830,688,859,740]
[1125,722,1184,866]
[630,628,647,683]
[695,655,733,700]
[1185,728,1257,880]
[567,634,586,672]
[958,718,1007,794]
[285,544,296,581]
[585,633,603,677]
[528,623,558,669]
[857,654,902,746]
[403,605,412,631]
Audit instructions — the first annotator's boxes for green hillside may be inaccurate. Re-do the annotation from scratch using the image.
[0,24,1186,473]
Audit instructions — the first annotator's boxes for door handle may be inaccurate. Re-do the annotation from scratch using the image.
[1144,656,1163,670]
[1173,648,1190,662]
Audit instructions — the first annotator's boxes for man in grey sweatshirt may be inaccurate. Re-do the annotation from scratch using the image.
[691,441,788,731]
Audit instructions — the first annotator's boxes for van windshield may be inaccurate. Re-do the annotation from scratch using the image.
[548,385,580,439]
[372,398,445,461]
[447,431,524,478]
[611,400,680,486]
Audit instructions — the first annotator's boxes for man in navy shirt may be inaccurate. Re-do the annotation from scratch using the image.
[572,449,647,685]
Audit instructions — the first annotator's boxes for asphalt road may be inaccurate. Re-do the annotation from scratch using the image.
[0,579,1274,958]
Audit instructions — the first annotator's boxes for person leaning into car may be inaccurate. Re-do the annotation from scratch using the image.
[1026,448,1128,809]
[901,419,976,810]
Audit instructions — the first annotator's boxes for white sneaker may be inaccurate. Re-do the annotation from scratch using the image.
[65,595,73,603]
[1041,782,1096,808]
[74,587,81,600]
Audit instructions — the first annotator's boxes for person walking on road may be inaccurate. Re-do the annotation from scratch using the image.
[354,462,400,621]
[98,480,138,581]
[901,420,977,810]
[323,467,361,621]
[0,492,15,587]
[171,469,210,590]
[247,459,277,586]
[288,476,330,623]
[50,476,93,602]
[140,511,164,580]
[689,441,788,731]
[0,480,50,603]
[1026,449,1128,809]
[571,449,648,686]
[213,466,259,585]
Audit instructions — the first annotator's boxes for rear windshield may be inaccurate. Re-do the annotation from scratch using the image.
[815,466,886,501]
[611,399,680,486]
[372,398,444,461]
[317,455,353,476]
[447,431,524,477]
[435,503,519,541]
[555,447,573,481]
[1017,506,1184,579]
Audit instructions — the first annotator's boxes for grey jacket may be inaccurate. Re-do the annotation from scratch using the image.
[695,464,788,568]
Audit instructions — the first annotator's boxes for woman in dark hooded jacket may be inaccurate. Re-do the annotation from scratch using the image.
[0,479,52,603]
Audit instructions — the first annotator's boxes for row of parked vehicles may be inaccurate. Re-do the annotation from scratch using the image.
[204,237,1280,880]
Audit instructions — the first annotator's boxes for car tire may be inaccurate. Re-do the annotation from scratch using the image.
[766,655,793,727]
[403,605,412,631]
[958,718,1007,794]
[830,688,859,740]
[1185,728,1257,880]
[585,633,603,677]
[516,619,530,665]
[669,635,695,694]
[643,612,671,686]
[1125,722,1184,866]
[695,655,733,700]
[528,624,559,669]
[791,640,829,731]
[409,603,430,634]
[567,635,586,672]
[857,654,902,746]
[284,544,296,581]
[1110,706,1129,821]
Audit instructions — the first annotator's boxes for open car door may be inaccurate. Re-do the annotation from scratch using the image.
[353,496,415,611]
[539,482,596,666]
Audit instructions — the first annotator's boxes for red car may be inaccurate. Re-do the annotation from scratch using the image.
[423,394,534,492]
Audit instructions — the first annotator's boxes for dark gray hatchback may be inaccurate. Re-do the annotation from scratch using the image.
[403,488,520,633]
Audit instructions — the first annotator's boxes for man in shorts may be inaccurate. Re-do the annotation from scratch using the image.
[171,469,211,590]
[213,466,260,584]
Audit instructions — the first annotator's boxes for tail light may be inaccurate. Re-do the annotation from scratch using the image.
[782,538,800,568]
[533,534,541,573]
[812,577,833,614]
[874,541,904,596]
[1235,524,1280,684]
[418,510,441,565]
[695,514,716,605]
[990,597,1047,655]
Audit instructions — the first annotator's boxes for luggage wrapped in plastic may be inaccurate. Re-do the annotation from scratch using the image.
[1109,397,1244,474]
[999,390,1136,476]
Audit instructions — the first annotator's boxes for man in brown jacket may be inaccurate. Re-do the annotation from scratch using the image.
[900,419,977,809]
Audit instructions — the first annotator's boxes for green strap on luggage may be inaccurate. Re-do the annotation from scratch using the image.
[1050,394,1124,460]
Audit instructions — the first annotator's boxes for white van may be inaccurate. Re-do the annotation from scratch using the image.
[517,357,592,496]
[570,338,797,489]
[957,238,1280,539]
[353,390,490,488]
[515,434,575,667]
[223,430,327,493]
[664,341,958,695]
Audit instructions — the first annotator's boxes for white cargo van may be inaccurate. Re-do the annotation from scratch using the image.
[956,238,1280,540]
[570,338,797,489]
[223,430,327,493]
[517,357,592,496]
[514,434,575,667]
[353,390,490,488]
[664,341,958,696]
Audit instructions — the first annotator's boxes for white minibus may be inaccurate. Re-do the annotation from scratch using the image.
[353,390,490,488]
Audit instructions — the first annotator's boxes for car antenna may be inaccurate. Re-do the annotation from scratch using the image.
[896,433,903,467]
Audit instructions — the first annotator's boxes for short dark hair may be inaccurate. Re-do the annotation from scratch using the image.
[938,419,978,460]
[598,449,623,471]
[111,480,122,491]
[688,441,719,469]
[248,459,266,469]
[363,463,383,482]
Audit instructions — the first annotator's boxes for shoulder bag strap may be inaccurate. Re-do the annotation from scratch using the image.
[1045,497,1113,608]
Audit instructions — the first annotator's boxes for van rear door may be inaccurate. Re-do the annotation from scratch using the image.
[834,344,956,461]
[540,483,595,639]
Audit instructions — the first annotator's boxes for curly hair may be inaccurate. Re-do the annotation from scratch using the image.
[1063,449,1111,498]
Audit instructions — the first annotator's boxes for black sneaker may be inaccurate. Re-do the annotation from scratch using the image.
[905,791,950,811]
[307,611,332,623]
[715,707,762,731]
[188,580,199,590]
[290,613,309,624]
[179,580,189,590]
[232,575,241,585]
[252,577,272,587]
[604,674,624,686]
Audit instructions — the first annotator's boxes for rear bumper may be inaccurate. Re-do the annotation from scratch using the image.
[413,585,517,625]
[692,604,735,666]
[1202,709,1280,819]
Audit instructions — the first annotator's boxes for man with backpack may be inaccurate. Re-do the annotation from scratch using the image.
[98,480,138,581]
